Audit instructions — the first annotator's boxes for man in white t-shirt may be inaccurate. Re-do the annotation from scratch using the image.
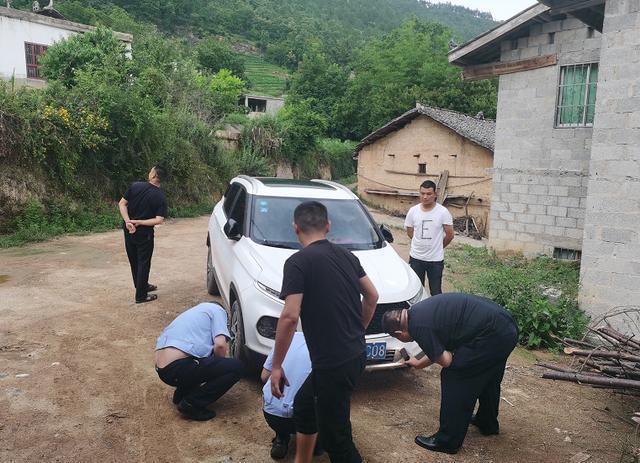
[404,180,454,296]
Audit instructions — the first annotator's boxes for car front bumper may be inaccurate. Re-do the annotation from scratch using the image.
[241,283,424,372]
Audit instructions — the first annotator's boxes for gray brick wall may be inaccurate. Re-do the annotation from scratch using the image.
[490,17,602,255]
[579,0,640,323]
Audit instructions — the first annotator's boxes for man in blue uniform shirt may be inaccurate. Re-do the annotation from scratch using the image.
[262,332,323,459]
[155,302,243,421]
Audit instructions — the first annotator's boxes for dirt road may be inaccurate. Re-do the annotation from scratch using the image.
[0,216,636,462]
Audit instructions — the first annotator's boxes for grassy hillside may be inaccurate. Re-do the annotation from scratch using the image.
[11,0,497,71]
[242,55,288,97]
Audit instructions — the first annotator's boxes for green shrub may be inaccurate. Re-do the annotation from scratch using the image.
[222,112,251,126]
[0,197,224,248]
[0,199,122,247]
[316,138,356,180]
[448,246,589,348]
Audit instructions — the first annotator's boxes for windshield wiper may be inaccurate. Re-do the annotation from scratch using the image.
[259,240,298,249]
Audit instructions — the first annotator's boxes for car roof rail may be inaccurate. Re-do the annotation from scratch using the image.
[313,179,357,198]
[238,174,255,184]
[235,175,258,191]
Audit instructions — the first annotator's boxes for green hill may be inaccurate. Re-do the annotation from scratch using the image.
[12,0,497,71]
[242,55,288,97]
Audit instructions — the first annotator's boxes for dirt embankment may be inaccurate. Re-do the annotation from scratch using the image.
[0,216,637,462]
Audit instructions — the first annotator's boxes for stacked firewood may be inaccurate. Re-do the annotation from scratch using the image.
[539,326,640,391]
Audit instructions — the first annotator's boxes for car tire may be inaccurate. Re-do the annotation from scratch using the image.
[206,246,220,296]
[229,299,262,374]
[229,299,247,363]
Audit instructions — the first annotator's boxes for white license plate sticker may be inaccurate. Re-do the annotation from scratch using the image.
[366,342,387,360]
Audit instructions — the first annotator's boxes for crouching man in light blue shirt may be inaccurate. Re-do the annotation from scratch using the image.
[262,332,322,459]
[155,302,243,421]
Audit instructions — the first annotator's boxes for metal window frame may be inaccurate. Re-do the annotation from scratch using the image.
[554,62,598,128]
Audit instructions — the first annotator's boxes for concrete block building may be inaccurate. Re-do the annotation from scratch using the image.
[239,94,285,117]
[448,0,640,321]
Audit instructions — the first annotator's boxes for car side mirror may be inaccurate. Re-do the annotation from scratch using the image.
[380,224,394,243]
[224,218,242,241]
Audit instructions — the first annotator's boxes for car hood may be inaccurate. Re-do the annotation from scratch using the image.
[248,240,421,304]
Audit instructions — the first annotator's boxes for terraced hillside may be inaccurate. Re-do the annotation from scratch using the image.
[242,55,289,97]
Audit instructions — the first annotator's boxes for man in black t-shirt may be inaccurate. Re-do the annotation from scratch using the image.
[118,166,168,304]
[270,201,379,463]
[382,293,518,455]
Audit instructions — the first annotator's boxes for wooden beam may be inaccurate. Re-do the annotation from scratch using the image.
[462,54,558,81]
[436,170,449,204]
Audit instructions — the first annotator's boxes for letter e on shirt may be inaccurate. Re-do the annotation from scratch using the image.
[404,203,453,261]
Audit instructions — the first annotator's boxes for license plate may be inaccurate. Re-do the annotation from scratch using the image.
[366,342,387,360]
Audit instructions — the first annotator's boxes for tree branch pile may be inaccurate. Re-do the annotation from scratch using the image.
[539,307,640,391]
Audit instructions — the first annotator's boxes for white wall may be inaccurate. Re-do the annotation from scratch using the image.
[0,15,77,83]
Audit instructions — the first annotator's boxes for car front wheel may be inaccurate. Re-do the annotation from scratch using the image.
[229,299,247,362]
[206,246,220,296]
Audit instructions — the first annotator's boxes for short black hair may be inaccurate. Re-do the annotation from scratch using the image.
[294,201,328,233]
[153,165,168,183]
[381,309,404,334]
[420,180,436,191]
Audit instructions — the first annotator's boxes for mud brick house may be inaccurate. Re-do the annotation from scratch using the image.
[355,104,495,236]
[448,0,640,322]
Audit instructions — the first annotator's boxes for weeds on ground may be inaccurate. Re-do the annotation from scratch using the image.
[446,245,589,349]
[0,199,214,248]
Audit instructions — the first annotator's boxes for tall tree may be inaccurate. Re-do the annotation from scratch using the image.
[332,19,497,140]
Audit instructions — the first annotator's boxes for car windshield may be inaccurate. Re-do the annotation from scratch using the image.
[249,196,383,250]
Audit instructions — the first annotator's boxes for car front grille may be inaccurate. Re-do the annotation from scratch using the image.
[366,301,410,335]
[367,349,396,365]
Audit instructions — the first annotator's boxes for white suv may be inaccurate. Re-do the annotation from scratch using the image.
[207,176,424,370]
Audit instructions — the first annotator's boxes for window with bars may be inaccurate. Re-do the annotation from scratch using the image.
[553,247,581,261]
[25,42,48,79]
[555,63,598,127]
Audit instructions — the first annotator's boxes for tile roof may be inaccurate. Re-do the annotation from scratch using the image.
[354,103,496,155]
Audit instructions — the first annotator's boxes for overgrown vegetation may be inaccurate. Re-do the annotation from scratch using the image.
[447,246,589,349]
[1,0,500,245]
[19,0,496,68]
[0,199,215,248]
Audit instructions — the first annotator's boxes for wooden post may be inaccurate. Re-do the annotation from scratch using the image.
[464,191,474,236]
[436,170,449,204]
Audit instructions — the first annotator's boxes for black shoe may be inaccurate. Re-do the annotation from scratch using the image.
[147,284,157,292]
[135,294,158,304]
[270,435,289,459]
[471,415,499,436]
[177,399,216,421]
[172,389,184,405]
[415,435,460,455]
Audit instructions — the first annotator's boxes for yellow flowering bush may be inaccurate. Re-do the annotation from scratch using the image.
[41,104,109,151]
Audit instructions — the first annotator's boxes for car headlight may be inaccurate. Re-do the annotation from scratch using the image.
[257,316,278,339]
[407,287,424,305]
[257,281,281,299]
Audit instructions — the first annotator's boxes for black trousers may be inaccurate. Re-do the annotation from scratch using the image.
[156,355,243,409]
[124,230,154,301]
[434,324,519,449]
[409,257,444,296]
[264,411,296,442]
[294,353,365,463]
